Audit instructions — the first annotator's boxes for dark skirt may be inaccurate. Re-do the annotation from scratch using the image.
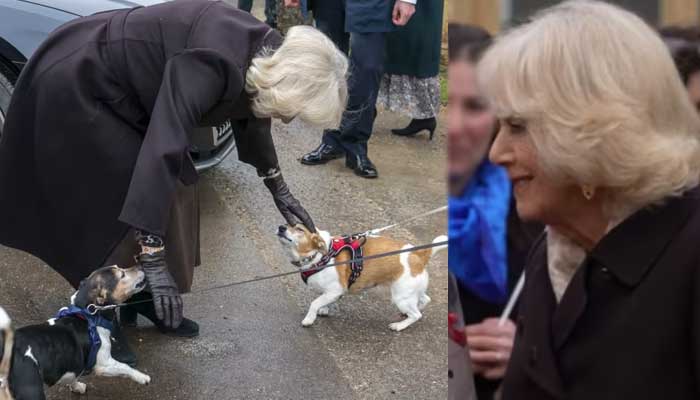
[383,0,444,78]
[103,181,200,293]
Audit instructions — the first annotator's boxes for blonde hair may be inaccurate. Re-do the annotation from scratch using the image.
[245,25,348,128]
[478,0,700,216]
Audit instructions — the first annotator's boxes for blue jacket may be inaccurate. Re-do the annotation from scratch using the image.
[346,0,395,33]
[304,0,395,33]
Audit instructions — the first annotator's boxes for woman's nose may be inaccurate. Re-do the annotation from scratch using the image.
[489,130,512,166]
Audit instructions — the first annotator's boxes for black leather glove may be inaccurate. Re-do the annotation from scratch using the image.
[261,169,315,232]
[135,231,183,329]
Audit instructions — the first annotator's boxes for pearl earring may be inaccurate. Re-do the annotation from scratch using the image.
[581,185,595,200]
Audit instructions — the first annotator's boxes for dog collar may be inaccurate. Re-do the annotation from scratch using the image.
[293,253,319,268]
[54,305,114,372]
[301,233,367,286]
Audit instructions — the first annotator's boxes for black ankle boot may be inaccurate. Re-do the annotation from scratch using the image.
[120,292,200,338]
[345,154,378,178]
[106,310,137,366]
[391,117,437,140]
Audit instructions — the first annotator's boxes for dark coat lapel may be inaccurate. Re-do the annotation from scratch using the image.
[521,238,566,398]
[553,188,700,350]
[590,192,698,287]
[551,262,588,350]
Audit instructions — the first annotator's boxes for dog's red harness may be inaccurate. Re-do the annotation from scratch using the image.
[301,234,367,287]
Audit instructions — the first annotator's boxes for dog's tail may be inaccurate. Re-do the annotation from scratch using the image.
[430,235,448,257]
[0,306,13,384]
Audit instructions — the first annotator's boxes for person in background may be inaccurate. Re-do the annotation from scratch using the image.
[447,23,542,400]
[481,2,700,398]
[238,0,278,29]
[376,0,444,140]
[288,0,417,178]
[660,26,700,111]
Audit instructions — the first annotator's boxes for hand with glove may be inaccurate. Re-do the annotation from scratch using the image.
[135,230,183,329]
[261,168,315,232]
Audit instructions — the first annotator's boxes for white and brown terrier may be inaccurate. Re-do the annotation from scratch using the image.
[277,224,447,331]
[0,265,150,400]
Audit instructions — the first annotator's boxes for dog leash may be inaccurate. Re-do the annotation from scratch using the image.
[365,205,447,235]
[86,205,449,314]
[85,238,448,315]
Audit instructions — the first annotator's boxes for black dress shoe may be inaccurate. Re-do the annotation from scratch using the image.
[106,310,137,366]
[346,155,378,178]
[120,292,200,338]
[300,143,344,165]
[391,117,437,140]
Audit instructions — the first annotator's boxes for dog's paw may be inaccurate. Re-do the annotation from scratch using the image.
[389,322,406,332]
[133,372,151,385]
[69,381,87,394]
[318,306,330,317]
[301,316,316,327]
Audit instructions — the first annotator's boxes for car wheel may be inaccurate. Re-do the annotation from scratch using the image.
[0,62,16,138]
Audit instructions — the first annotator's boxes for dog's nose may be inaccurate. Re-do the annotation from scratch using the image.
[278,225,287,233]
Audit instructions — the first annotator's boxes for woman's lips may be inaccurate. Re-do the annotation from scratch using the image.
[511,176,533,193]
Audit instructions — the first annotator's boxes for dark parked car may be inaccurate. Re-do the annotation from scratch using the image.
[0,0,236,171]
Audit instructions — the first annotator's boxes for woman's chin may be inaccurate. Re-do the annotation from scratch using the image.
[514,200,542,223]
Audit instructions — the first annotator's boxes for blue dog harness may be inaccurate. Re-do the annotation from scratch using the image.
[54,305,114,371]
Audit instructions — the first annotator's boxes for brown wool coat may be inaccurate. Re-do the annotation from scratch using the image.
[502,186,700,399]
[0,0,281,289]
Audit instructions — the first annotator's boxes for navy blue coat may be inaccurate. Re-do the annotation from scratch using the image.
[303,0,395,33]
[345,0,394,33]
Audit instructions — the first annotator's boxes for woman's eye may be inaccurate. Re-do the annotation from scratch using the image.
[510,123,526,133]
[463,97,486,112]
[504,118,527,134]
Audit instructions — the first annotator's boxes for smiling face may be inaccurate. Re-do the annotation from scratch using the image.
[488,118,594,224]
[447,60,497,195]
[74,265,146,307]
[276,224,327,267]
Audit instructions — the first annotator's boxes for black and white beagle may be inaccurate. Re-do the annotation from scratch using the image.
[0,265,150,400]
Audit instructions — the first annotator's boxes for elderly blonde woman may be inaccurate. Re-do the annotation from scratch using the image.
[479,1,700,398]
[0,1,347,365]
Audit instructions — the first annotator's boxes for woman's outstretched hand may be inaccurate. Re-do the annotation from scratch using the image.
[263,171,316,232]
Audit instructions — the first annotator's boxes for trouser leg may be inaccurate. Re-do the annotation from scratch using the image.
[312,0,349,54]
[336,31,386,158]
[264,0,277,28]
[238,0,253,12]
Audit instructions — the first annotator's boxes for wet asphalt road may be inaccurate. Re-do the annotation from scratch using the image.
[0,108,447,399]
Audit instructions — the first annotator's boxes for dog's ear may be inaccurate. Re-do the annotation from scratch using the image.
[73,280,90,308]
[313,235,326,252]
